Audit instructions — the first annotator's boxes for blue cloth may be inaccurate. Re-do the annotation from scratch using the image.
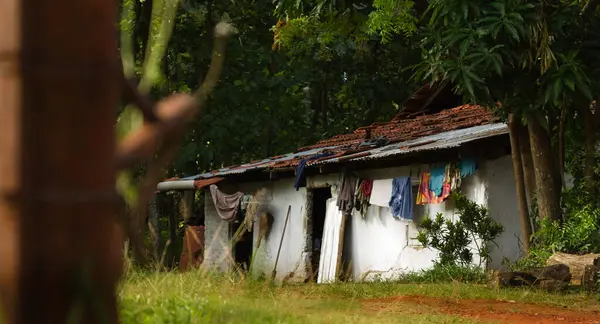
[429,165,446,196]
[293,153,334,190]
[460,157,476,177]
[389,177,413,220]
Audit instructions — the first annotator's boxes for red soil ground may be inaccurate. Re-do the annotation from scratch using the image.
[362,295,600,323]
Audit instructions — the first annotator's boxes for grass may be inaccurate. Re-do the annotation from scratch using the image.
[118,268,600,323]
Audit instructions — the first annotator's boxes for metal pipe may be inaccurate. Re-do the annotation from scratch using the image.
[157,180,196,191]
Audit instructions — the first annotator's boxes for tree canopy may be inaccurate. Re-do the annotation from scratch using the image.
[118,0,600,265]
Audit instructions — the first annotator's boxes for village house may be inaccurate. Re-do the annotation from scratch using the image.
[157,87,523,283]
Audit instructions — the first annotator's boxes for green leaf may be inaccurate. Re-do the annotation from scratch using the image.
[553,77,562,102]
[504,23,520,42]
[564,76,575,91]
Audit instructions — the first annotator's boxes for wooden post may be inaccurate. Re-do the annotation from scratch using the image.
[0,0,121,322]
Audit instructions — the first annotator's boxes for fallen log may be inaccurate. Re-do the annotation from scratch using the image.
[546,252,600,285]
[582,265,599,292]
[489,264,571,292]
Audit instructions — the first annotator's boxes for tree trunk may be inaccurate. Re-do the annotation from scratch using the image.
[265,55,276,156]
[558,103,566,189]
[583,105,596,193]
[507,114,532,253]
[2,0,121,322]
[528,115,562,221]
[180,190,194,224]
[310,90,319,134]
[321,79,328,133]
[147,196,162,262]
[166,195,179,268]
[517,122,536,206]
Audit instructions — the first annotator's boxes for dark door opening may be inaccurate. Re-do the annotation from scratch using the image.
[231,210,253,273]
[308,187,331,282]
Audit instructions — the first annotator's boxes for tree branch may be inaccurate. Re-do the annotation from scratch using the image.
[116,21,234,266]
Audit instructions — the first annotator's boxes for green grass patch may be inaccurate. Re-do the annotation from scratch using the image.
[118,269,600,323]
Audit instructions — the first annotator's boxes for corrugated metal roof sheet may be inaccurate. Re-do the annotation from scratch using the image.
[314,123,508,165]
[161,104,507,186]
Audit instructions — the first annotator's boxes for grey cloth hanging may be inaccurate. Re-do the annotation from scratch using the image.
[337,172,358,215]
[209,184,244,222]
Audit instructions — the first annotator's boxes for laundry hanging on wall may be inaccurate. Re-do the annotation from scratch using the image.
[293,152,334,190]
[389,176,412,220]
[369,179,393,207]
[429,165,446,196]
[416,172,448,205]
[354,179,372,218]
[417,160,472,205]
[209,184,244,222]
[337,172,358,215]
[459,157,477,178]
[449,165,462,191]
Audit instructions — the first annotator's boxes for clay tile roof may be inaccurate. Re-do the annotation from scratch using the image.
[297,104,497,152]
[162,103,502,185]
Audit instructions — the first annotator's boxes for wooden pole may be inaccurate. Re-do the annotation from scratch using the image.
[271,206,291,281]
[3,0,121,322]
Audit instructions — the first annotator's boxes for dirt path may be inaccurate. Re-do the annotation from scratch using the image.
[362,295,600,323]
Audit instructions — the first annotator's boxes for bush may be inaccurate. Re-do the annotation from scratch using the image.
[398,264,488,284]
[417,192,504,267]
[508,184,600,270]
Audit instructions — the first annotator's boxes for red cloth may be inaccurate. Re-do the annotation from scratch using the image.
[361,179,373,197]
[179,225,205,272]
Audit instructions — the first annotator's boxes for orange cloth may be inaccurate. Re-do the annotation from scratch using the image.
[416,172,451,205]
[179,225,205,272]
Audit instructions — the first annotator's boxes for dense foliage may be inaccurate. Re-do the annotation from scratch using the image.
[118,0,600,267]
[131,0,424,178]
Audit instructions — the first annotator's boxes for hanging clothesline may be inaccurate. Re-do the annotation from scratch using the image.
[332,156,478,221]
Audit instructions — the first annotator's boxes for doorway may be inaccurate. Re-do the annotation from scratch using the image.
[308,187,331,282]
[231,209,253,273]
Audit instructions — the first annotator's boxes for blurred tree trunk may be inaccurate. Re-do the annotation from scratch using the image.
[0,1,21,321]
[1,0,122,322]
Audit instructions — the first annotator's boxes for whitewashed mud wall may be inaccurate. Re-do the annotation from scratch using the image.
[481,155,523,268]
[316,154,521,281]
[202,178,310,282]
[245,179,308,281]
[203,192,232,272]
[202,154,521,281]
